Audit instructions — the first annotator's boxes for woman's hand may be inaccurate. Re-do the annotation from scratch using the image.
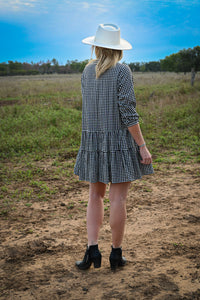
[127,123,153,164]
[140,146,152,164]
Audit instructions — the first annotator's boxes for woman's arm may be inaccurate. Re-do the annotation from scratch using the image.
[128,123,152,165]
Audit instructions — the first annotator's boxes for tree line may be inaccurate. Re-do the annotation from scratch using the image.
[129,46,200,73]
[0,46,199,76]
[0,59,88,76]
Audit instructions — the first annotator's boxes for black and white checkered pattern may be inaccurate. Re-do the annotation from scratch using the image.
[74,61,154,183]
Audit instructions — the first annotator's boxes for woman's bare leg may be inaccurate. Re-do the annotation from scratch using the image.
[87,182,107,246]
[109,182,131,248]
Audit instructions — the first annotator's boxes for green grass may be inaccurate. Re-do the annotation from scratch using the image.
[0,73,200,215]
[0,74,199,162]
[136,82,200,163]
[0,102,82,159]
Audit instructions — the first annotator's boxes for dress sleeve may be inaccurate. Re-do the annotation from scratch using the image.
[117,64,139,127]
[81,71,85,91]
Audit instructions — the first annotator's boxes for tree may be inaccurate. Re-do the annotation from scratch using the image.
[128,62,140,72]
[145,61,161,72]
[0,62,8,76]
[193,46,200,71]
[51,58,59,73]
[160,46,200,73]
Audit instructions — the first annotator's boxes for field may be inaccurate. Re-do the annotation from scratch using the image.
[0,71,200,299]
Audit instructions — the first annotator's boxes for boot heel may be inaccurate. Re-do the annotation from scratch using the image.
[93,255,102,268]
[109,258,118,271]
[109,246,126,271]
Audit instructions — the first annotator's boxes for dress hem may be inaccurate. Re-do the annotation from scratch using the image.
[74,170,154,185]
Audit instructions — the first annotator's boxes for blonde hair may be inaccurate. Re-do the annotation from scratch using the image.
[88,46,123,79]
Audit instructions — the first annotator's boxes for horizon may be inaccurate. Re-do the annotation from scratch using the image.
[1,44,200,65]
[0,0,200,64]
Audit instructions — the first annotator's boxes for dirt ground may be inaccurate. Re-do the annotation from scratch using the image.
[0,162,200,300]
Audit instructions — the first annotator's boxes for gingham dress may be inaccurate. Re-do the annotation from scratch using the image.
[74,60,154,183]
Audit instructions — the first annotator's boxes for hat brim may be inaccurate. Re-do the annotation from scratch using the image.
[82,36,132,50]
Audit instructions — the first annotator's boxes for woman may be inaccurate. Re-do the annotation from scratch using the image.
[74,24,153,270]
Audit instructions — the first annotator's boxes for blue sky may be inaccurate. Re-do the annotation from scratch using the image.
[0,0,200,64]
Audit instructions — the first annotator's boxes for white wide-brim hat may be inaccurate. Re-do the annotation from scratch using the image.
[82,23,132,50]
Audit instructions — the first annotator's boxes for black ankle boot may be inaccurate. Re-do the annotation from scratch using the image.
[109,246,126,271]
[76,245,102,270]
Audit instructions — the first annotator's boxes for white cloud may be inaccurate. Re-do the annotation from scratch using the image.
[92,2,109,13]
[0,0,111,16]
[66,1,110,13]
[82,2,90,9]
[0,0,38,12]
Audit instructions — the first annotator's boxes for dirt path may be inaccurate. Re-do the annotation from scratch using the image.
[0,163,200,299]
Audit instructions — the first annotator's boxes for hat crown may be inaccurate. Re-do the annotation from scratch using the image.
[94,24,121,46]
[82,23,132,50]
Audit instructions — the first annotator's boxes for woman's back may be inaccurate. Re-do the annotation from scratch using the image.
[81,60,138,132]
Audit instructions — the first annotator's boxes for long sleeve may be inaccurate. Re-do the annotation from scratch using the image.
[117,64,139,127]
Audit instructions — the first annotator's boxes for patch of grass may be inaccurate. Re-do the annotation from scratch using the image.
[67,202,75,209]
[0,166,45,184]
[137,83,200,162]
[0,103,82,159]
[21,189,34,199]
[30,180,56,194]
[0,209,9,216]
[143,187,152,192]
[173,242,184,248]
[1,186,8,193]
[104,198,109,204]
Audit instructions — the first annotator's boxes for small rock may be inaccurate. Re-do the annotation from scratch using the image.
[82,287,88,293]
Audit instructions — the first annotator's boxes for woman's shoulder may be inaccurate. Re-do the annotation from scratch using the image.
[116,63,132,74]
[116,63,133,82]
[83,60,97,72]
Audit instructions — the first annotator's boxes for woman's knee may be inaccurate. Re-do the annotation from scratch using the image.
[89,182,106,201]
[109,182,130,203]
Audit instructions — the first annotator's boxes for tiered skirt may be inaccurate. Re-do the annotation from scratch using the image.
[74,129,154,184]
